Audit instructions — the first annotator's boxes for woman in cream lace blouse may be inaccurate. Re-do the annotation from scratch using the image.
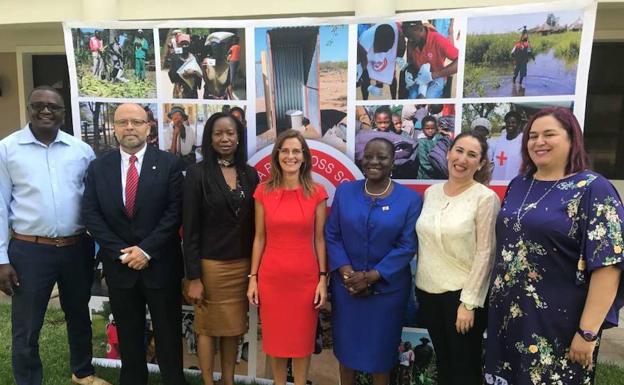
[415,131,500,385]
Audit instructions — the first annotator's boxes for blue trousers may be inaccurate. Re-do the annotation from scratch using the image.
[9,235,95,385]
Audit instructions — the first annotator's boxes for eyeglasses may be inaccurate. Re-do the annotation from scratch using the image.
[29,103,65,113]
[113,119,148,127]
[278,148,304,156]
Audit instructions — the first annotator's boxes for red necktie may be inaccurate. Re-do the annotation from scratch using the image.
[125,155,138,217]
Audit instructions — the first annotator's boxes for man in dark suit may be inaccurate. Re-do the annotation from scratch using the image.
[82,103,187,385]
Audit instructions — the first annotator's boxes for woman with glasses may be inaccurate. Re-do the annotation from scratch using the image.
[247,130,328,385]
[183,112,259,385]
[325,138,422,385]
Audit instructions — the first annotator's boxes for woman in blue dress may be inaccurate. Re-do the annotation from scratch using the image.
[485,107,624,385]
[325,137,423,385]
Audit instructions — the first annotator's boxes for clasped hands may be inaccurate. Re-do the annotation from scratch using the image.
[339,265,380,297]
[120,246,149,270]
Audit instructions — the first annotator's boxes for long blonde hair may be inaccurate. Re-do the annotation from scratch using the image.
[265,130,316,197]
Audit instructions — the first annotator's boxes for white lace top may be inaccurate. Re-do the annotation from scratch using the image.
[415,182,500,307]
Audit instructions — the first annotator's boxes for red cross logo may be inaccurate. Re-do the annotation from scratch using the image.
[496,151,508,166]
[373,57,388,72]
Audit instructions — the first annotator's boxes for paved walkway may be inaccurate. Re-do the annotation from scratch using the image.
[599,312,624,364]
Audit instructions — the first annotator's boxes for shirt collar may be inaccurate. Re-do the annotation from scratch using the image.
[120,144,147,164]
[18,123,71,146]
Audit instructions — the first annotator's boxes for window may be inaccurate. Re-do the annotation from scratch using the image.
[584,43,624,179]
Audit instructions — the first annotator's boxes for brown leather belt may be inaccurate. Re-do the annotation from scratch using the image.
[11,231,84,247]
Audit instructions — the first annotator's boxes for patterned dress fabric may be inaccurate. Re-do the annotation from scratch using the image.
[485,171,624,385]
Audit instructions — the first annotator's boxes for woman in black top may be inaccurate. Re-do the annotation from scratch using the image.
[184,112,259,385]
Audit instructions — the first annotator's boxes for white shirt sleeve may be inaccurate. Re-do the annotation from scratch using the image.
[460,192,500,307]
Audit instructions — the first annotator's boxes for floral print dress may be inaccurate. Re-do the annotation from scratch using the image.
[484,171,624,385]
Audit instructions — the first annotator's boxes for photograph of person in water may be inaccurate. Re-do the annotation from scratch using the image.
[464,10,583,97]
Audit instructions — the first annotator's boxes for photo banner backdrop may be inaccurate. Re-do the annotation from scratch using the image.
[63,0,597,383]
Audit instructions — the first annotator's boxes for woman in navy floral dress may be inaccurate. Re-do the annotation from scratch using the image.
[484,107,624,385]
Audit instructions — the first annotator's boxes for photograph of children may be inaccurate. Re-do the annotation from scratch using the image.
[464,11,583,97]
[356,19,460,100]
[392,329,436,385]
[355,104,455,179]
[353,328,435,385]
[255,25,348,152]
[159,28,246,100]
[461,101,574,181]
[89,300,158,363]
[71,28,156,98]
[79,102,158,156]
[162,104,245,167]
[89,300,119,360]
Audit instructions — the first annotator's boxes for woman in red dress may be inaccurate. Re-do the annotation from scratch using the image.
[247,129,328,385]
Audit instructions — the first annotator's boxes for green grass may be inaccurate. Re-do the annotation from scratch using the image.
[78,73,156,99]
[463,66,505,98]
[596,362,624,385]
[75,63,157,99]
[464,31,581,96]
[0,303,623,384]
[465,31,581,65]
[0,304,219,385]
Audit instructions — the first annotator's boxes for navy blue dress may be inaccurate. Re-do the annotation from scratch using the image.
[326,180,422,372]
[485,171,624,385]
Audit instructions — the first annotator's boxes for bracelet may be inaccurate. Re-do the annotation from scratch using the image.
[319,271,328,276]
[247,273,258,278]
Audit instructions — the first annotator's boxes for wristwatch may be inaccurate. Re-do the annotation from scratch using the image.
[577,327,599,342]
[462,302,477,311]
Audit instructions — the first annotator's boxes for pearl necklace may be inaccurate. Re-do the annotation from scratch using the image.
[513,177,560,232]
[365,178,392,197]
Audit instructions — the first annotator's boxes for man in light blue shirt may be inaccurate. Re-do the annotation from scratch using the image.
[0,86,110,385]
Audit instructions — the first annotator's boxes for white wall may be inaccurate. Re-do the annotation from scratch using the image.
[0,0,623,25]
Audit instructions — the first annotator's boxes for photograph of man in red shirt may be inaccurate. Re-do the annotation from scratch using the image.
[403,20,458,99]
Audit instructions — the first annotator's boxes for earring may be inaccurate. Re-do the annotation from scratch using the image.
[477,167,482,171]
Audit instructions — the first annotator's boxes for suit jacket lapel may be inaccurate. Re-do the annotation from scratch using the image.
[133,145,157,216]
[106,150,125,214]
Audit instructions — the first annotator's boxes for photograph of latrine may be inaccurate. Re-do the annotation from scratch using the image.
[255,25,348,152]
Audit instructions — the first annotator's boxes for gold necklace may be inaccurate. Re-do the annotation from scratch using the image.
[513,177,560,232]
[365,178,392,197]
[217,158,235,167]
